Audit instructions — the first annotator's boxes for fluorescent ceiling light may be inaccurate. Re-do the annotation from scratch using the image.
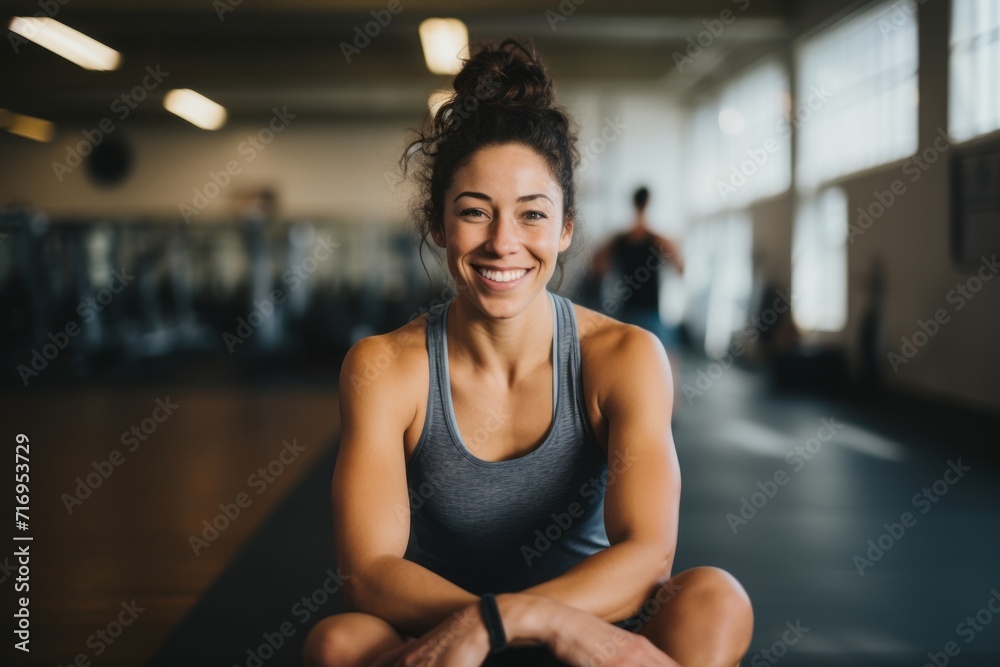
[418,18,468,75]
[163,89,227,130]
[8,17,120,71]
[2,110,55,142]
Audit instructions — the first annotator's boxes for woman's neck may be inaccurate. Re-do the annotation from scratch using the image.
[446,290,553,385]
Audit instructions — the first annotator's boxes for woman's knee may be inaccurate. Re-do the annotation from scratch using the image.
[303,615,351,667]
[641,566,754,662]
[671,566,753,620]
[303,612,403,667]
[670,566,750,610]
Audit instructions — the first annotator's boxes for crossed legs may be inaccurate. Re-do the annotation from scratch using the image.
[303,566,753,667]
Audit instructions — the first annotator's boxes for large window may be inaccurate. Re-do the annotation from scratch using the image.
[792,188,847,332]
[950,0,1000,141]
[796,1,918,189]
[688,59,790,216]
[683,213,753,356]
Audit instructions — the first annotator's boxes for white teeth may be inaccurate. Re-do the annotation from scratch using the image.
[476,267,528,283]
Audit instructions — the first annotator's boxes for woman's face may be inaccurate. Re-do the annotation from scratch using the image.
[434,142,573,320]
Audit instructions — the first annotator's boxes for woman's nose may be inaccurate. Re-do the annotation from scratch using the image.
[484,214,519,256]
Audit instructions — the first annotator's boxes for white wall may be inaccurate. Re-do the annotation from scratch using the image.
[0,116,417,223]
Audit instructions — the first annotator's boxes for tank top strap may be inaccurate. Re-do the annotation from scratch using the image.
[551,292,601,445]
[422,299,449,448]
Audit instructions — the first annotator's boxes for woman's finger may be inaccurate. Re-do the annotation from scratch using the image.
[368,638,415,667]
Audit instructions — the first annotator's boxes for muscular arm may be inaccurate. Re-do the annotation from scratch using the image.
[519,323,681,623]
[332,335,479,638]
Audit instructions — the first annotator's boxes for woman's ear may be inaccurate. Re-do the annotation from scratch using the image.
[558,217,574,252]
[430,222,446,248]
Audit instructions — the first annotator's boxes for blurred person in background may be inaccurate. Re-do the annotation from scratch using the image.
[304,39,751,667]
[588,187,685,352]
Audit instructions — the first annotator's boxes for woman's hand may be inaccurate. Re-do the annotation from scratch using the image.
[522,596,681,667]
[369,601,490,667]
[368,592,680,667]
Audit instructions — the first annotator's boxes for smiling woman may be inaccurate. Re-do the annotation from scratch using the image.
[303,38,753,667]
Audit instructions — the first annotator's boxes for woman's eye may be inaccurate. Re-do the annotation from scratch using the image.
[524,210,548,221]
[460,208,486,219]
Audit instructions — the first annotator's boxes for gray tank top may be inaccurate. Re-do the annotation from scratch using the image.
[403,291,611,595]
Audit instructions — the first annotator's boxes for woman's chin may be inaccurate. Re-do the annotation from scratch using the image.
[463,285,549,320]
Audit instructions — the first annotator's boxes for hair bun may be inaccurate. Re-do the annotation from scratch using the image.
[451,38,555,110]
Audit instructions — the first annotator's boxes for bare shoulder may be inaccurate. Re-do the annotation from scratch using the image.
[573,303,667,364]
[572,303,672,400]
[339,315,428,404]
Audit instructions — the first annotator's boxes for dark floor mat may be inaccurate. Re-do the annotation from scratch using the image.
[147,440,344,667]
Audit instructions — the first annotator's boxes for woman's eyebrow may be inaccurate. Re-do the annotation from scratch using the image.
[516,193,553,204]
[451,191,553,204]
[453,191,491,203]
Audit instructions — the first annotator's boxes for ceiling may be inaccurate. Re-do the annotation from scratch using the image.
[2,0,801,124]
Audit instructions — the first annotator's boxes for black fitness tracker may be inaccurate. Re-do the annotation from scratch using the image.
[480,592,508,653]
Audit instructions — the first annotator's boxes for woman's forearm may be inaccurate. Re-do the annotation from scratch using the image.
[344,554,479,638]
[519,540,670,623]
[344,556,564,648]
[342,545,664,647]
